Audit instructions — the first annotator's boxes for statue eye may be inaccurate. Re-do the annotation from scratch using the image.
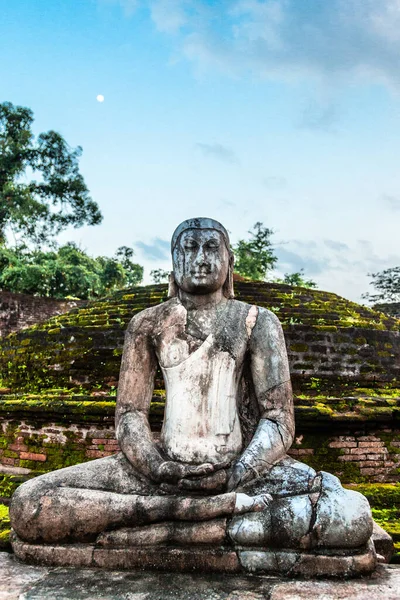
[184,240,198,250]
[206,240,220,249]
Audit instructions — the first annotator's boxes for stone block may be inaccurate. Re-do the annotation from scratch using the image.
[19,452,47,462]
[328,441,357,448]
[372,521,394,563]
[358,441,384,447]
[93,547,242,573]
[350,447,370,455]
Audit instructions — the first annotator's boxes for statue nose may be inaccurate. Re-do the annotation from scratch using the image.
[194,247,207,265]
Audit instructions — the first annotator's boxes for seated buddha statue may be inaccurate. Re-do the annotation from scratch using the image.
[10,218,376,575]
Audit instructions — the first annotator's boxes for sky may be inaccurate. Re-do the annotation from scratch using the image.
[1,0,400,302]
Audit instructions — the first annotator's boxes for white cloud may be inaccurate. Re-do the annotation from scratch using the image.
[150,0,188,33]
[382,194,400,211]
[111,0,400,88]
[196,142,239,164]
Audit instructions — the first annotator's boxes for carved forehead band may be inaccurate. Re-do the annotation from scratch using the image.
[171,218,231,253]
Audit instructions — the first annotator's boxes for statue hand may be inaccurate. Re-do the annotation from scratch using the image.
[226,461,254,491]
[178,468,228,493]
[155,461,214,484]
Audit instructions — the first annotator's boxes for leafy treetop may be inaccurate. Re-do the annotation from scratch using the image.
[233,222,277,280]
[0,101,102,245]
[0,243,143,299]
[363,267,400,304]
[274,269,317,289]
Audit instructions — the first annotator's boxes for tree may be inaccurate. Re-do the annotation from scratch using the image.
[233,222,277,280]
[115,246,144,287]
[362,266,400,303]
[0,101,102,245]
[150,269,170,284]
[274,269,317,289]
[0,243,143,299]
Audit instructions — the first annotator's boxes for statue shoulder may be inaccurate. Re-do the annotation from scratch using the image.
[126,298,183,337]
[253,305,283,330]
[227,300,282,331]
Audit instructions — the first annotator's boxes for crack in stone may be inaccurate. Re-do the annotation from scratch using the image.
[304,471,323,549]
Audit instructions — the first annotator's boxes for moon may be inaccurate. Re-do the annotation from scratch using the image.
[96,95,105,103]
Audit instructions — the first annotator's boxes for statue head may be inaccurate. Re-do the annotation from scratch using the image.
[169,218,234,298]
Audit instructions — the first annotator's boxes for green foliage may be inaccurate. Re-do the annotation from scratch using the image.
[150,268,170,284]
[0,101,102,244]
[363,266,400,303]
[274,269,317,289]
[0,504,11,550]
[0,242,143,299]
[233,222,277,280]
[345,483,400,509]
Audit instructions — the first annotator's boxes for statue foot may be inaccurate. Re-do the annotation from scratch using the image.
[234,493,272,515]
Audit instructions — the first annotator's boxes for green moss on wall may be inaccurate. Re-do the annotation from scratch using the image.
[0,282,398,396]
[0,504,10,550]
[291,435,366,483]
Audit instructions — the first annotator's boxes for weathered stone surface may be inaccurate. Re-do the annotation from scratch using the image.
[12,534,377,577]
[9,218,377,576]
[269,565,400,600]
[0,552,399,600]
[372,521,394,563]
[0,552,51,599]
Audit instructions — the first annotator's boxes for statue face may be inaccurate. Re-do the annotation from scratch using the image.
[173,229,230,294]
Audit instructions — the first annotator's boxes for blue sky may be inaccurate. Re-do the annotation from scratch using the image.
[2,0,400,301]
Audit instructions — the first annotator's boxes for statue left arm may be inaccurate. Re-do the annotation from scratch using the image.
[227,308,295,490]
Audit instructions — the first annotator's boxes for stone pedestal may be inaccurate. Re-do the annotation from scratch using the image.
[12,534,377,577]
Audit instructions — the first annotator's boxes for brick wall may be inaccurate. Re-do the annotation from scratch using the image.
[286,325,400,382]
[292,432,400,482]
[0,291,84,337]
[1,417,399,485]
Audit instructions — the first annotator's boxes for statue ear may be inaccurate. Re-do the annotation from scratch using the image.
[168,272,178,298]
[223,253,235,299]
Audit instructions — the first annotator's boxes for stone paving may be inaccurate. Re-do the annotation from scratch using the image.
[0,552,399,600]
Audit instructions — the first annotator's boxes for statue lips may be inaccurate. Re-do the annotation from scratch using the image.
[191,267,212,283]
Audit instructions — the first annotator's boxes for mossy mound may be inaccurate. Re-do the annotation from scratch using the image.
[0,504,10,551]
[0,281,398,395]
[345,483,400,563]
[235,282,400,331]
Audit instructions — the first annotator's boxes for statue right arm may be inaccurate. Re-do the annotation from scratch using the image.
[115,311,214,484]
[115,311,165,481]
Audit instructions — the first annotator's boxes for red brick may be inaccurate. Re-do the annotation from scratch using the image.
[8,443,28,452]
[338,455,363,462]
[104,445,119,453]
[360,467,386,475]
[297,449,314,455]
[328,441,357,449]
[350,447,370,455]
[358,436,379,442]
[1,457,17,465]
[366,453,387,460]
[86,450,110,459]
[20,452,47,462]
[91,438,115,445]
[361,461,384,467]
